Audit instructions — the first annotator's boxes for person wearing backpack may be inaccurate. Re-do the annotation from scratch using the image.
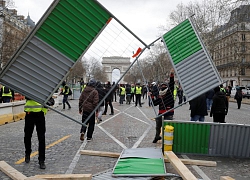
[1,86,14,103]
[60,81,71,110]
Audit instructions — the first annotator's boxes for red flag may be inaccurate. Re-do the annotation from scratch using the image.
[132,47,142,58]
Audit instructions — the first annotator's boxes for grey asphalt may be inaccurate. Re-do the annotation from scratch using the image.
[0,97,249,180]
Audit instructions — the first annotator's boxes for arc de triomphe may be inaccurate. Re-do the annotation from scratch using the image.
[102,56,131,84]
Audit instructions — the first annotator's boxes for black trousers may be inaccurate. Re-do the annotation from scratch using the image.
[63,95,71,109]
[80,111,95,138]
[135,94,142,106]
[213,113,226,123]
[104,99,114,114]
[24,112,46,162]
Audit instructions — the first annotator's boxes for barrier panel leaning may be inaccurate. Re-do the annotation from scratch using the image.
[163,120,250,158]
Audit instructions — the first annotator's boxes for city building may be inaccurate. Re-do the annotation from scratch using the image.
[0,0,35,70]
[210,5,250,87]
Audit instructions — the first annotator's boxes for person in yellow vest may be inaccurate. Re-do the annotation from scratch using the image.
[1,86,14,103]
[60,81,71,110]
[135,83,142,107]
[119,84,126,105]
[24,97,54,169]
[131,84,135,102]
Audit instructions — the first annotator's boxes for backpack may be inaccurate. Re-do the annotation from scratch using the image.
[3,87,10,94]
[68,87,72,95]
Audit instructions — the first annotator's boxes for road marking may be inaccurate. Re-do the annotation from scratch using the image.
[98,125,127,149]
[66,138,88,174]
[15,135,71,164]
[181,155,211,180]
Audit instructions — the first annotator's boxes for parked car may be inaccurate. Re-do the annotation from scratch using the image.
[230,86,250,99]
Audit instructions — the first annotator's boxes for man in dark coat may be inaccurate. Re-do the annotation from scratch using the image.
[189,93,208,121]
[79,79,99,141]
[210,86,228,123]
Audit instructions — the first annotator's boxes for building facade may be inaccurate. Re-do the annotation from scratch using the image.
[210,5,250,87]
[0,0,35,70]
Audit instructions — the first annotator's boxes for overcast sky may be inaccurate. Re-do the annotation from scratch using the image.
[14,0,190,44]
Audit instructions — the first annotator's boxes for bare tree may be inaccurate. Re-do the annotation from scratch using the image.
[67,60,85,84]
[82,57,107,82]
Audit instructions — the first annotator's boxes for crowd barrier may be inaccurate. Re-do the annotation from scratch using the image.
[163,120,250,158]
[0,94,64,126]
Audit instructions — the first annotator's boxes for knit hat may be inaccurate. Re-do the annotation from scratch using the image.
[88,79,96,87]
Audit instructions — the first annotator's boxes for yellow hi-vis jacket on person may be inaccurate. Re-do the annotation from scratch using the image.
[173,85,178,100]
[120,87,125,95]
[24,100,48,115]
[135,87,142,95]
[81,84,86,92]
[131,87,135,94]
[2,86,12,97]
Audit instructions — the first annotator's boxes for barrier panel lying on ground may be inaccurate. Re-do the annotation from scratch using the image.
[163,120,250,158]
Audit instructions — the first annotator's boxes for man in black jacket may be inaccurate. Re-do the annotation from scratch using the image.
[189,93,208,121]
[95,81,106,123]
[210,86,228,123]
[103,81,114,115]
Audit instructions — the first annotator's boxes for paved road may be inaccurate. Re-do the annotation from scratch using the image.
[0,98,249,180]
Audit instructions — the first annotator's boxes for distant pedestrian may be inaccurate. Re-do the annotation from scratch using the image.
[210,86,228,123]
[206,89,215,111]
[177,85,184,105]
[135,83,142,107]
[131,84,135,102]
[1,86,14,103]
[225,86,231,102]
[95,81,106,123]
[234,88,243,109]
[189,93,208,122]
[79,79,99,142]
[103,81,114,115]
[60,81,71,110]
[125,84,131,104]
[119,84,126,105]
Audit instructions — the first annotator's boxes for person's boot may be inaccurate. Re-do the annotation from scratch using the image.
[152,136,162,143]
[25,155,30,163]
[39,161,46,169]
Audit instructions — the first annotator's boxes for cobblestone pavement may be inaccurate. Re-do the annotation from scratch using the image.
[0,97,249,180]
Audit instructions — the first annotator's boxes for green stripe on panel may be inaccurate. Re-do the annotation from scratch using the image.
[113,158,165,174]
[36,0,111,61]
[163,19,202,65]
[164,122,210,154]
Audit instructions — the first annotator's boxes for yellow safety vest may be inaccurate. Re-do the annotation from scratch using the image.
[2,86,12,97]
[131,87,135,93]
[81,84,86,92]
[120,87,125,95]
[173,85,177,100]
[24,100,48,115]
[135,87,142,94]
[63,85,70,94]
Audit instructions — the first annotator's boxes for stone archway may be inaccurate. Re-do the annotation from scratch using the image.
[102,56,130,84]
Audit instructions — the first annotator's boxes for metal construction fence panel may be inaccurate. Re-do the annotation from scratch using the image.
[161,18,223,102]
[0,0,111,105]
[164,120,250,158]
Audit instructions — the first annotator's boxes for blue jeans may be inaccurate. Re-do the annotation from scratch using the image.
[191,115,205,122]
[206,98,213,110]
